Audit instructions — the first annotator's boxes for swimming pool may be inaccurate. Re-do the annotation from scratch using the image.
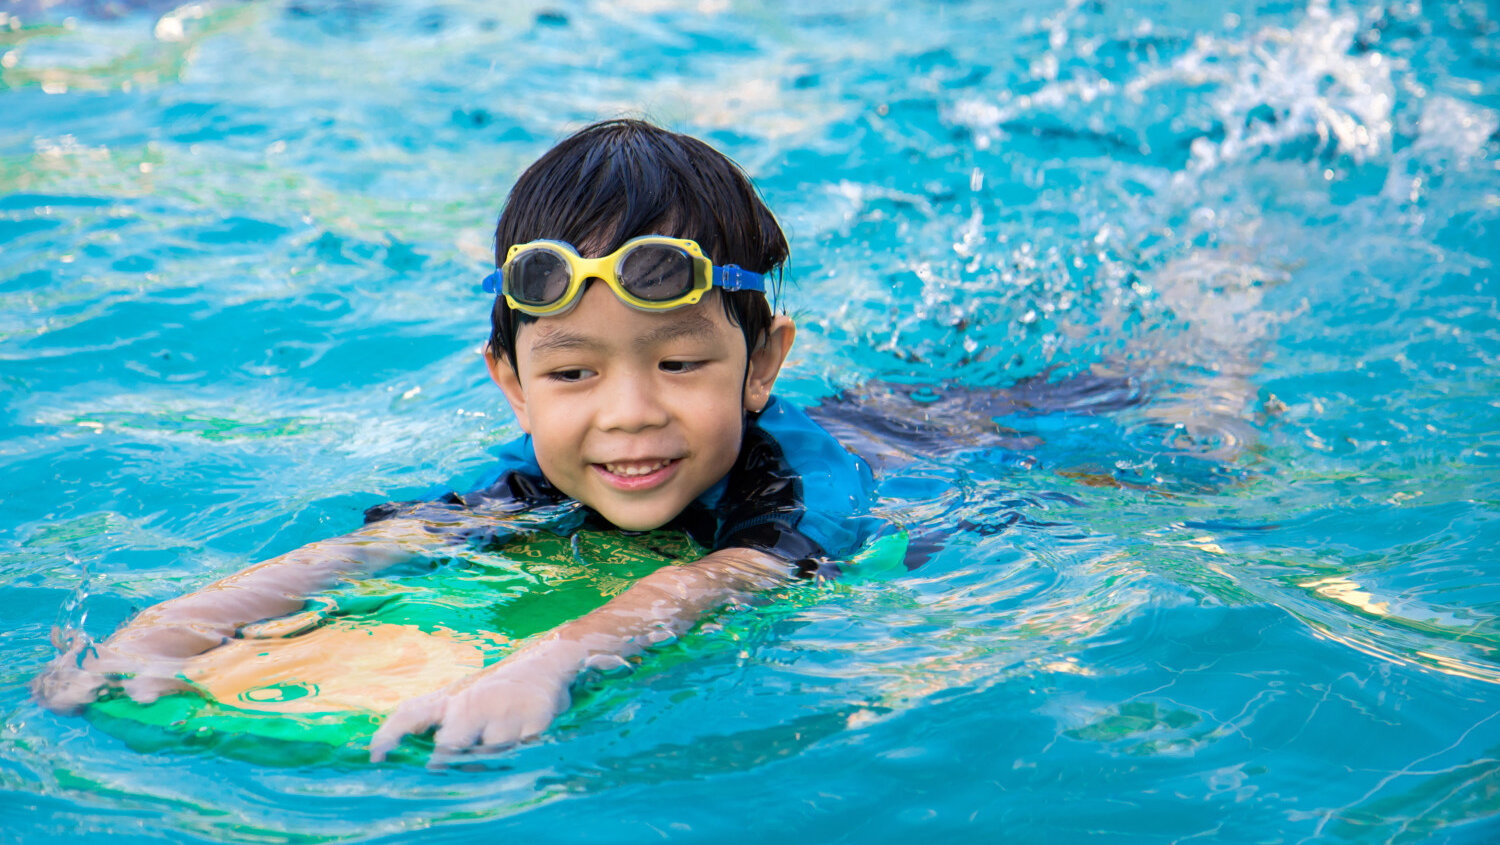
[3,0,1498,840]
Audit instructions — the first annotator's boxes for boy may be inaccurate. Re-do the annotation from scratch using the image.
[34,119,882,762]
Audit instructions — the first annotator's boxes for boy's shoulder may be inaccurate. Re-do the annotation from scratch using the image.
[752,397,875,482]
[720,396,881,565]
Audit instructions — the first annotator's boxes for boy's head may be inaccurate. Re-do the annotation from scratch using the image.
[486,119,788,366]
[482,120,797,531]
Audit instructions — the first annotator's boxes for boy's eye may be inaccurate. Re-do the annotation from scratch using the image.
[659,360,704,374]
[548,368,594,382]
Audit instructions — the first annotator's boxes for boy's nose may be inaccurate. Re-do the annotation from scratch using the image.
[596,372,670,432]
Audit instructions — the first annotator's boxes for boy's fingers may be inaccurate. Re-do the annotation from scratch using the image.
[121,673,191,704]
[480,717,522,748]
[32,663,105,714]
[475,690,560,747]
[516,708,554,741]
[369,697,441,762]
[33,635,121,714]
[76,644,137,677]
[432,710,486,753]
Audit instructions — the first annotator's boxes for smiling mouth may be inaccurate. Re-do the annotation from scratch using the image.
[601,459,675,477]
[593,458,680,490]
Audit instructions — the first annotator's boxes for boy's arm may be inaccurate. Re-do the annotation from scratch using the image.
[368,546,795,762]
[33,517,450,714]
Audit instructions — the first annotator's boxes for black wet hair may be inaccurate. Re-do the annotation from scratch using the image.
[486,119,788,370]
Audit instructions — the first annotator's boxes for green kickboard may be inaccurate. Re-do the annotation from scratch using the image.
[85,525,908,765]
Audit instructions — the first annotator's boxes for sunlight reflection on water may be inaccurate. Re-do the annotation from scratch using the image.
[2,0,1499,842]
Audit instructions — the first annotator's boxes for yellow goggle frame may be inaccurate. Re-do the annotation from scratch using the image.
[482,236,765,317]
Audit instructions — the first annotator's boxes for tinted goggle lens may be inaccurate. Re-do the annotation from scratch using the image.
[507,249,572,307]
[618,244,695,301]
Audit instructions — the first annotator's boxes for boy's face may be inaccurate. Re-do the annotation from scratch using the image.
[487,282,794,532]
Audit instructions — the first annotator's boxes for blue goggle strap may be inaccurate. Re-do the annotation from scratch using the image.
[479,265,765,295]
[712,264,766,293]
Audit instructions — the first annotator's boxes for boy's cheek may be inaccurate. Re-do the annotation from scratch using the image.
[529,436,575,487]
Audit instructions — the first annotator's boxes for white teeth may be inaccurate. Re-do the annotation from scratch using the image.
[604,460,670,477]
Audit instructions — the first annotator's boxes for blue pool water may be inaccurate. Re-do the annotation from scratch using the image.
[3,0,1499,841]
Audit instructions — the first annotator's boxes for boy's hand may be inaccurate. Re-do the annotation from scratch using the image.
[368,639,585,763]
[33,517,448,717]
[368,548,794,764]
[32,628,199,714]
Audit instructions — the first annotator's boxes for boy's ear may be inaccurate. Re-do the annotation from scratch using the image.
[744,315,796,413]
[484,346,532,434]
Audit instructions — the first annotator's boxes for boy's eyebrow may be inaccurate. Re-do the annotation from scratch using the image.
[526,312,720,357]
[633,312,718,350]
[527,327,605,356]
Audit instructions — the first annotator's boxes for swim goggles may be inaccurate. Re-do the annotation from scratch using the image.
[481,236,766,317]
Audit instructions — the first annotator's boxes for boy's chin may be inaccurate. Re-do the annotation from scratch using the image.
[593,509,675,533]
[584,499,686,533]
